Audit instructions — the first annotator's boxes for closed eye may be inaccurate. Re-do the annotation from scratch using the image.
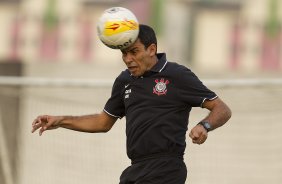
[121,47,139,57]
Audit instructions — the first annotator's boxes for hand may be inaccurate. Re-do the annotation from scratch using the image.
[189,124,208,145]
[31,115,62,136]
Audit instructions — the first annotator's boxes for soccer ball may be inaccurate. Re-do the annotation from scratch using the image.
[97,7,139,50]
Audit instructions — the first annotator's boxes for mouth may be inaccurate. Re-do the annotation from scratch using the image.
[128,66,138,73]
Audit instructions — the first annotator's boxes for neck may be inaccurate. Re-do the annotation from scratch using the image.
[147,55,158,70]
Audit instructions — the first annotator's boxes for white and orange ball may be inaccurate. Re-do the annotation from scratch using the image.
[97,7,139,49]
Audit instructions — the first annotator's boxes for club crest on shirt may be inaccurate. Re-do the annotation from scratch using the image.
[153,78,170,96]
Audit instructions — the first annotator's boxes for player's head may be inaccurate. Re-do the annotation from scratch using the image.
[121,24,158,77]
[138,24,157,52]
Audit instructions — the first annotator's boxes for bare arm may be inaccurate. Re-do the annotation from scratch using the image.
[31,111,118,136]
[189,97,232,144]
[201,97,232,130]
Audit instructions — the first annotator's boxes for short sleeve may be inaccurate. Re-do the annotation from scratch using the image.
[104,77,125,118]
[177,67,217,107]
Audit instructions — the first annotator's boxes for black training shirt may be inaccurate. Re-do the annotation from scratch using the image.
[104,53,217,160]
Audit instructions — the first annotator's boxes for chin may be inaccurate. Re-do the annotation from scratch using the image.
[129,70,144,77]
[131,73,142,77]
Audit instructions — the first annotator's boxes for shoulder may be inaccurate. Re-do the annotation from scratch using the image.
[115,70,131,83]
[165,62,205,86]
[111,70,132,90]
[165,61,194,76]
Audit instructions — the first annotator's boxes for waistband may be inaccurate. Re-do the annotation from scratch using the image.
[131,152,184,165]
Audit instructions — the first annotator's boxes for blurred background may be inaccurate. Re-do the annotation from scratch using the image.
[0,0,281,184]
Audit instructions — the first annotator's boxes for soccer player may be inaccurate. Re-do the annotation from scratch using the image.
[32,24,232,184]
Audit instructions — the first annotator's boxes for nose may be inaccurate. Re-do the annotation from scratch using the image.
[122,53,133,65]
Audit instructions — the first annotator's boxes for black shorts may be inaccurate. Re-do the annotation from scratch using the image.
[119,157,187,184]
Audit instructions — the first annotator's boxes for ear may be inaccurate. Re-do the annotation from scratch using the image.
[148,44,157,57]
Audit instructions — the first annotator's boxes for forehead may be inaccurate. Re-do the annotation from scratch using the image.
[121,39,144,52]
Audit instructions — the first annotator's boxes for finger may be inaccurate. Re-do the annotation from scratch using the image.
[31,124,40,133]
[32,116,43,130]
[199,132,207,141]
[32,118,40,127]
[190,130,200,140]
[193,138,202,145]
[39,126,46,136]
[194,135,207,145]
[189,131,194,139]
[33,115,50,133]
[31,119,42,133]
[192,135,201,142]
[191,132,204,144]
[32,119,37,127]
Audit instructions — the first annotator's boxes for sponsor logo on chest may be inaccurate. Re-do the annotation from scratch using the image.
[153,78,170,96]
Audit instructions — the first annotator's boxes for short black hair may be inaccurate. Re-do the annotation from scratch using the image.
[138,24,157,49]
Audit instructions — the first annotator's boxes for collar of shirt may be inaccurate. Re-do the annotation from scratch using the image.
[128,53,168,78]
[149,53,168,73]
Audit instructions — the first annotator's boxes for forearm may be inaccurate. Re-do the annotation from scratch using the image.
[59,113,114,133]
[203,107,231,131]
[202,98,232,131]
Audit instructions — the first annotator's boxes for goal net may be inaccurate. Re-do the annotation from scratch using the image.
[0,77,281,184]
